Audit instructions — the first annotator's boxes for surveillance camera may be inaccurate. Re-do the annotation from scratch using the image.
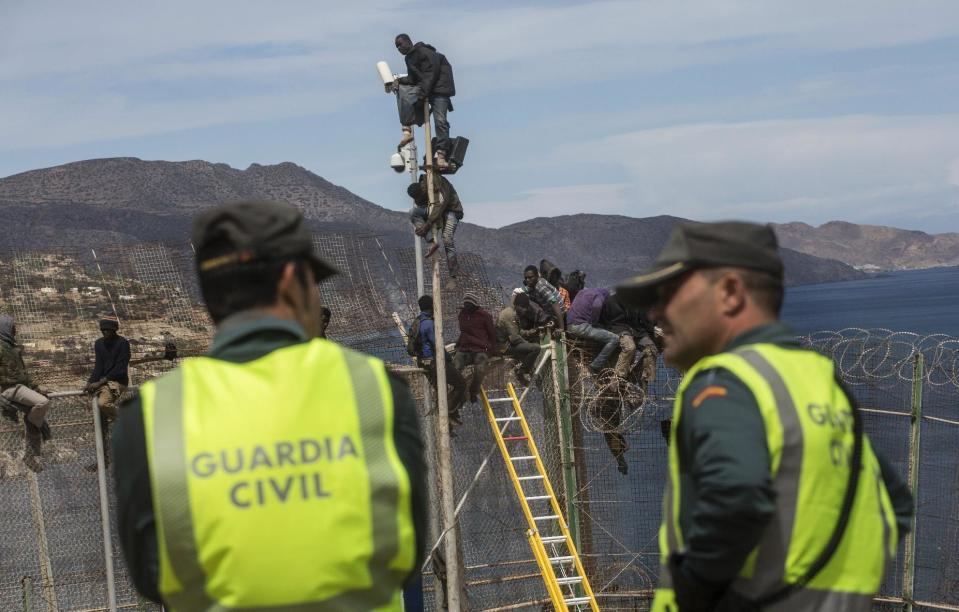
[376,61,397,93]
[390,152,406,173]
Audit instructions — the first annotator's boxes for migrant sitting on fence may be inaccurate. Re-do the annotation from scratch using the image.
[454,292,497,406]
[521,265,566,330]
[409,294,467,427]
[0,314,52,473]
[84,316,130,471]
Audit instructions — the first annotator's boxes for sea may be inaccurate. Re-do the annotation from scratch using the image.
[782,265,959,337]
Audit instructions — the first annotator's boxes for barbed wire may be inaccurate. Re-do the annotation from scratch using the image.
[803,328,959,389]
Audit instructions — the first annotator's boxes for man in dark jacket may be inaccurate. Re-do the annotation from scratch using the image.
[84,317,131,469]
[395,33,456,170]
[0,314,51,472]
[453,292,496,404]
[408,172,464,277]
[112,201,429,606]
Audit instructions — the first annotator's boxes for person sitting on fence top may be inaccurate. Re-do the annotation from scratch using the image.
[617,220,914,612]
[522,265,566,330]
[83,316,130,470]
[454,292,497,405]
[566,287,620,375]
[0,314,51,473]
[496,293,542,385]
[599,292,659,390]
[408,172,463,278]
[539,259,572,312]
[395,33,456,170]
[112,200,426,609]
[409,294,467,426]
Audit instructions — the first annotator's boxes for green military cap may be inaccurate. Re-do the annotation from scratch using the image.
[617,221,783,307]
[192,200,338,281]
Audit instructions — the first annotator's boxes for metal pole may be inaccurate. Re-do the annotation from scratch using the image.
[902,351,923,612]
[423,99,462,611]
[92,397,118,612]
[21,576,33,612]
[407,140,425,298]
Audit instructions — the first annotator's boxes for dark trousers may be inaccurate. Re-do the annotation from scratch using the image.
[452,351,489,399]
[506,342,540,372]
[430,96,452,154]
[423,353,467,417]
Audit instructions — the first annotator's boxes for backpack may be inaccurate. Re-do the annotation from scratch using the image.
[406,317,423,357]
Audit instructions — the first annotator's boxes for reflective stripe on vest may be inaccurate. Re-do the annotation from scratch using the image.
[141,340,415,611]
[653,343,897,609]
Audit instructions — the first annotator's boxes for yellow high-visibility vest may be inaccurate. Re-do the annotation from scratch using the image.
[141,339,416,611]
[652,343,897,611]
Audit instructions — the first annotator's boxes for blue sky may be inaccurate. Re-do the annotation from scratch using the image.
[2,1,958,231]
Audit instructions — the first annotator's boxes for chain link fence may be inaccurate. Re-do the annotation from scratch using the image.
[3,234,958,611]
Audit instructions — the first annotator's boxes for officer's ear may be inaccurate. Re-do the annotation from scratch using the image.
[715,269,748,317]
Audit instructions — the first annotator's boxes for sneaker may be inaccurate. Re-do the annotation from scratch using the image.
[398,127,413,148]
[449,410,463,426]
[469,394,478,405]
[424,242,440,258]
[434,150,450,171]
[23,454,43,474]
[514,366,531,386]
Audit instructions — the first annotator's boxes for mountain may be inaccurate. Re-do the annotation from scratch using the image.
[0,158,865,288]
[774,221,959,271]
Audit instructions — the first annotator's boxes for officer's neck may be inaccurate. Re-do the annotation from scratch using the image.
[717,310,778,352]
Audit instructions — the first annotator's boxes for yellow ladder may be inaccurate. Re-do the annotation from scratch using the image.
[481,384,600,611]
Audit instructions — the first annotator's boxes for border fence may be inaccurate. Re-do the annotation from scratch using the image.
[2,237,958,611]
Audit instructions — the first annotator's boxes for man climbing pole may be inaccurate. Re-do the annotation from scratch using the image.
[394,33,456,170]
[408,171,463,277]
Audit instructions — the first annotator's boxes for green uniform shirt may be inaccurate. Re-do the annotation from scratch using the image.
[674,323,913,586]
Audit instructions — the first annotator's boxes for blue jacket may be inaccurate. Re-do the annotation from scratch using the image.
[417,312,436,359]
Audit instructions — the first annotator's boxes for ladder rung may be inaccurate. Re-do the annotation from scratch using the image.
[565,596,592,605]
[541,535,567,544]
[489,398,513,403]
[548,555,575,563]
[495,416,521,422]
[525,495,551,500]
[511,456,536,461]
[556,576,583,585]
[517,475,544,481]
[534,515,560,521]
[503,435,528,441]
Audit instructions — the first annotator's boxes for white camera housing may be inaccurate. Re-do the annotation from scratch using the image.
[376,61,397,93]
[390,151,407,173]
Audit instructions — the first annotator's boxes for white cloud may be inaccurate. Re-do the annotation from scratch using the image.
[552,114,959,227]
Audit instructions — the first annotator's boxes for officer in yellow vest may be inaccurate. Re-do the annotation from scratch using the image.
[616,221,913,611]
[112,201,425,610]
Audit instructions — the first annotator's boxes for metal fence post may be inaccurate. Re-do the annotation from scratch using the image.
[902,350,923,612]
[92,397,118,612]
[21,576,33,612]
[548,333,582,553]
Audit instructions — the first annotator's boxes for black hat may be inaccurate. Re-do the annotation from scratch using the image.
[192,201,337,281]
[99,317,119,331]
[617,221,783,307]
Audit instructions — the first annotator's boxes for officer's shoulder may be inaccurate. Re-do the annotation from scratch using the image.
[684,366,754,410]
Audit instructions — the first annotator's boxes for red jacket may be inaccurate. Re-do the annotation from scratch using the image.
[456,308,497,353]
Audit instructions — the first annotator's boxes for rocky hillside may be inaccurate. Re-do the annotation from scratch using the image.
[774,221,959,271]
[0,158,866,288]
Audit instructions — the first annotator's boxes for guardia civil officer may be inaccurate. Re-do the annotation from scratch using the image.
[616,221,913,611]
[112,201,426,610]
